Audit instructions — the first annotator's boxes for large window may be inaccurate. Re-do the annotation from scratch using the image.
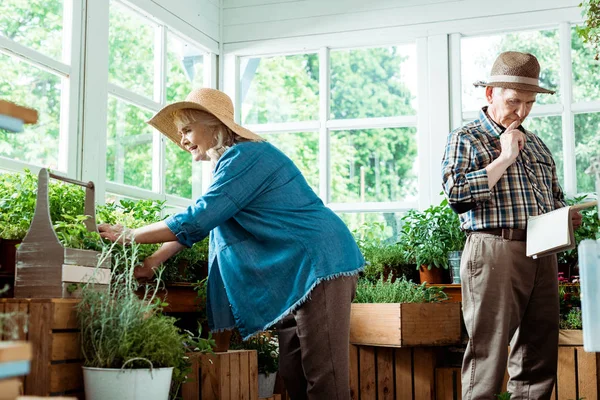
[0,0,77,173]
[457,25,599,196]
[106,0,211,205]
[240,45,418,240]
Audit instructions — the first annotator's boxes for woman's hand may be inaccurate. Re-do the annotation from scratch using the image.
[134,258,159,281]
[98,223,134,244]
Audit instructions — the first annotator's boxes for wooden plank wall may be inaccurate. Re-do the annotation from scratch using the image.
[349,344,436,400]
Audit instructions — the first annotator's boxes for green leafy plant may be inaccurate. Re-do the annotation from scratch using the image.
[77,241,212,399]
[495,392,512,400]
[399,198,465,270]
[577,0,600,60]
[559,284,583,330]
[558,194,599,268]
[354,275,448,304]
[232,332,279,375]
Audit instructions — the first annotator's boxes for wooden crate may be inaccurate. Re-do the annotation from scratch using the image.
[350,303,461,347]
[0,299,83,399]
[349,344,437,400]
[260,395,281,400]
[15,169,109,299]
[182,350,258,400]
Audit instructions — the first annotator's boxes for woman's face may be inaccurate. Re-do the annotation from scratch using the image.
[177,120,215,162]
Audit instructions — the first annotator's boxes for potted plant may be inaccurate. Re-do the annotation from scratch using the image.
[350,275,461,347]
[398,198,465,284]
[232,331,279,397]
[77,242,206,400]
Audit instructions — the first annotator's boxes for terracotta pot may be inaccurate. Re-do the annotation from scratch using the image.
[419,265,445,284]
[213,329,233,352]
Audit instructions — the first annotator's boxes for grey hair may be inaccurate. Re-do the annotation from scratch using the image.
[492,87,504,95]
[173,109,253,165]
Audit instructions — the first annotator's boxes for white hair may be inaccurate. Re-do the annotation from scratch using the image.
[173,109,255,165]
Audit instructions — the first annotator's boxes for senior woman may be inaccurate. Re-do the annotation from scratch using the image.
[98,88,364,400]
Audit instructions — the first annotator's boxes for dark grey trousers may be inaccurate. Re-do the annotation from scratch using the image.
[276,275,358,400]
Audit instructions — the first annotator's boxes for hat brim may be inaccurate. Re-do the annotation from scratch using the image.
[473,81,555,94]
[147,101,265,152]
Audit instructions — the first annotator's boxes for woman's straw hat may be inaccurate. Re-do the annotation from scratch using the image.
[147,88,264,151]
[473,51,555,94]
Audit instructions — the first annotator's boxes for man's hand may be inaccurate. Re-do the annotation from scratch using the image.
[499,120,526,164]
[98,223,134,244]
[572,211,583,230]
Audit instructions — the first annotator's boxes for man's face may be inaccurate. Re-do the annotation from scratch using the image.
[486,87,537,129]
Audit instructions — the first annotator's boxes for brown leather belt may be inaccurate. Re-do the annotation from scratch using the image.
[469,228,527,241]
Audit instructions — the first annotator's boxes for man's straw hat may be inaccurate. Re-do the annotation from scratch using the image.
[147,88,264,151]
[473,51,555,94]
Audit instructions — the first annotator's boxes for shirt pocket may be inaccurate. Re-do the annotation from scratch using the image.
[528,152,554,190]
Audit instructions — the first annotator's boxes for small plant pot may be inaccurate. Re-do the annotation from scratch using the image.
[83,367,173,400]
[419,265,445,284]
[258,371,277,398]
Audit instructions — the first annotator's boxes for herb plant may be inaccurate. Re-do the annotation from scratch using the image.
[232,332,279,375]
[558,195,599,269]
[354,275,449,304]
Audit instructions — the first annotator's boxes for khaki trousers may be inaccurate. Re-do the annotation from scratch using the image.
[461,232,559,400]
[276,275,358,400]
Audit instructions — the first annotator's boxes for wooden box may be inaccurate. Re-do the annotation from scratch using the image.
[349,344,437,399]
[0,299,83,398]
[182,350,258,400]
[350,303,461,347]
[15,169,109,299]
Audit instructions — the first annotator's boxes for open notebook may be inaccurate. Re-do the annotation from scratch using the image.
[526,201,598,259]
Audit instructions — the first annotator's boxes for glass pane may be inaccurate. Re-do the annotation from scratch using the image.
[108,0,156,98]
[525,115,564,188]
[0,54,62,169]
[166,32,205,103]
[572,25,600,102]
[338,212,406,243]
[330,127,418,203]
[262,132,319,192]
[574,113,600,193]
[165,139,192,198]
[461,29,560,112]
[106,97,153,190]
[0,0,63,60]
[330,45,417,119]
[241,54,319,124]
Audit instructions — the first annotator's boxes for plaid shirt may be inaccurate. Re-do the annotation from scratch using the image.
[441,107,566,231]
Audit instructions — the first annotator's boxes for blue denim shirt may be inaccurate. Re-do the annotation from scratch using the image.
[165,141,364,338]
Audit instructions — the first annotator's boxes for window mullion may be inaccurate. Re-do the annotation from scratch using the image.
[152,25,167,195]
[319,46,330,203]
[560,22,577,195]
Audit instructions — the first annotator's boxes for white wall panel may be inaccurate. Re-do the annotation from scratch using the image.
[223,0,579,44]
[126,0,220,53]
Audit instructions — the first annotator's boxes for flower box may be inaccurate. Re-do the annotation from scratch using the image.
[350,302,461,347]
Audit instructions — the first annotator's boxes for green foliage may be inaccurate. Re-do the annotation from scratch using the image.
[231,333,279,375]
[495,392,512,400]
[53,215,103,251]
[77,242,212,399]
[577,0,600,60]
[558,195,600,267]
[354,276,448,304]
[161,238,209,283]
[559,284,583,330]
[353,222,415,281]
[398,198,465,270]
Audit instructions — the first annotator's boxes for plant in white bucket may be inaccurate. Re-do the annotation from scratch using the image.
[235,331,279,398]
[77,241,207,400]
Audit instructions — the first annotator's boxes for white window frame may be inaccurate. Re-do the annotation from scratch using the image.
[226,41,435,218]
[0,0,84,179]
[81,0,218,210]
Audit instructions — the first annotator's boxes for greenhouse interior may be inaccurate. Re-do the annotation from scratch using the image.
[0,0,599,399]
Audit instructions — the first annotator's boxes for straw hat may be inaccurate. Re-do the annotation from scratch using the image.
[473,51,555,94]
[147,88,264,151]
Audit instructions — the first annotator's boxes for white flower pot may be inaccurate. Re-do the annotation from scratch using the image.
[83,366,173,400]
[258,371,277,398]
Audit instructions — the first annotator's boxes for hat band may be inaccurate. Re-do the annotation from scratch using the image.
[488,75,539,86]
